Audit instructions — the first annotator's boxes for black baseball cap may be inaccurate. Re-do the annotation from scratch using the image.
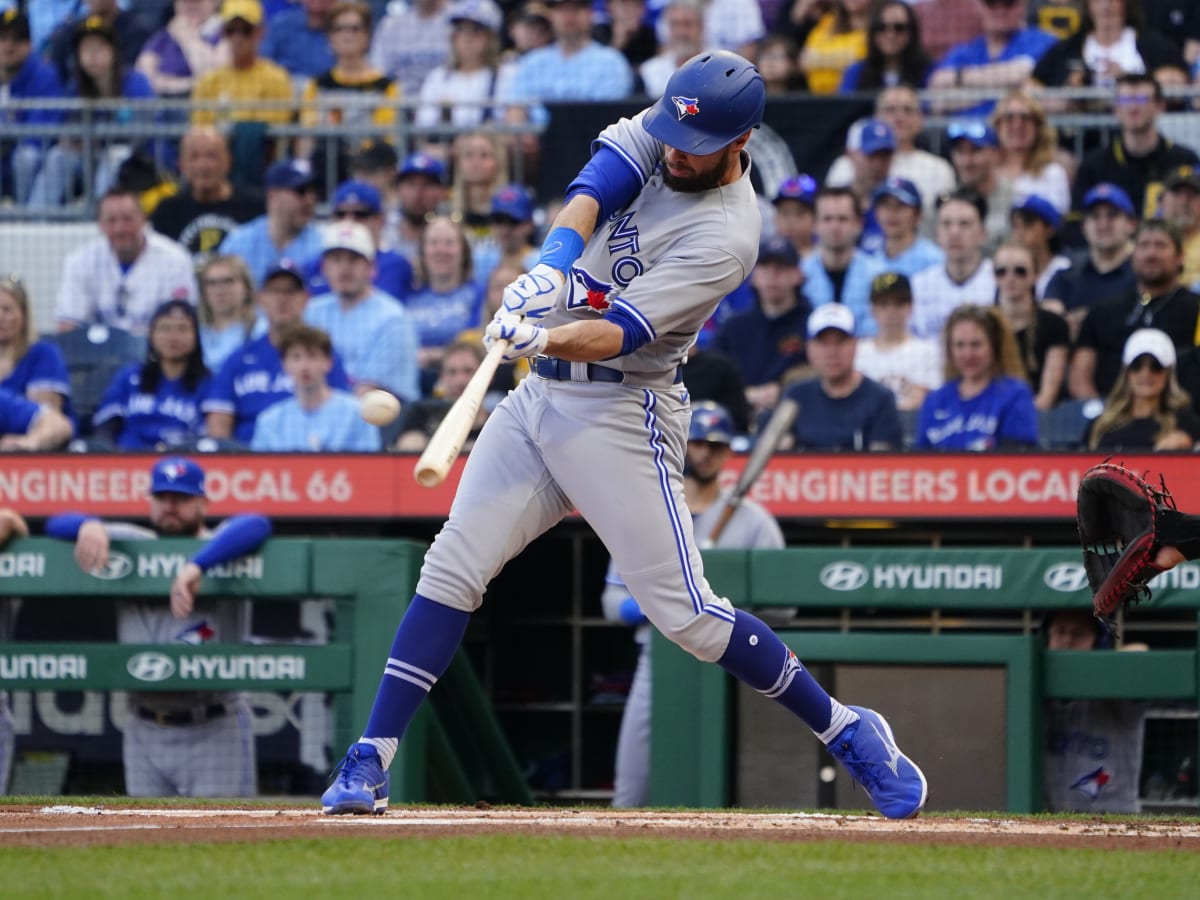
[0,8,30,42]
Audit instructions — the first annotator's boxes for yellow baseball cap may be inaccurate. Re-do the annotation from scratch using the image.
[222,0,264,27]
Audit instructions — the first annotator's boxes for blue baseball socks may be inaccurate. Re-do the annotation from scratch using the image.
[717,609,857,744]
[356,593,470,768]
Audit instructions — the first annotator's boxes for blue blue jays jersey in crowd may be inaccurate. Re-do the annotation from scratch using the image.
[403,282,484,348]
[1,340,72,417]
[250,390,381,451]
[202,334,352,444]
[915,376,1039,450]
[93,363,211,450]
[0,386,40,436]
[304,249,414,302]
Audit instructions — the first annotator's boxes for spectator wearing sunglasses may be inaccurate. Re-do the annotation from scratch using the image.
[1072,73,1199,219]
[927,0,1056,117]
[947,120,1016,251]
[1070,219,1200,400]
[1009,194,1070,299]
[992,240,1069,410]
[1087,327,1200,451]
[190,0,294,127]
[304,180,414,300]
[838,0,931,92]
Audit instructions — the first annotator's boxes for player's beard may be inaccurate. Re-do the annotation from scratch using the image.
[660,147,734,194]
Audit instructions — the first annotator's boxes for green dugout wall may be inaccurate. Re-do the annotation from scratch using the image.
[0,537,531,805]
[650,548,1200,812]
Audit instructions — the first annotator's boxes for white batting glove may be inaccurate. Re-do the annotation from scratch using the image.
[485,312,549,361]
[501,264,564,320]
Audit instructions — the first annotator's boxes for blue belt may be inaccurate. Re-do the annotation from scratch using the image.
[533,357,683,384]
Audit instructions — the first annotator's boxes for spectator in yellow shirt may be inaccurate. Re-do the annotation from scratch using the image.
[190,0,294,126]
[798,0,869,95]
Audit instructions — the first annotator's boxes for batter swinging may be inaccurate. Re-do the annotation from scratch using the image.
[322,51,927,819]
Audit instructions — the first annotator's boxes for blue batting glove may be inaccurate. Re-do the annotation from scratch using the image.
[501,264,564,320]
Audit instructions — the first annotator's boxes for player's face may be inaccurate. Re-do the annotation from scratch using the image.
[149,492,206,536]
[935,199,985,261]
[810,329,857,382]
[283,344,332,389]
[322,249,374,298]
[150,308,197,362]
[258,275,308,327]
[661,143,739,193]
[949,320,993,381]
[814,197,862,251]
[98,195,146,262]
[0,288,24,344]
[1132,229,1182,289]
[1046,611,1097,651]
[873,196,918,239]
[685,439,731,484]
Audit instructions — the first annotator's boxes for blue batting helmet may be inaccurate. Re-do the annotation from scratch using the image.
[642,51,766,155]
[689,402,734,445]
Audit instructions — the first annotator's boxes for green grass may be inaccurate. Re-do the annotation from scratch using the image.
[2,835,1199,899]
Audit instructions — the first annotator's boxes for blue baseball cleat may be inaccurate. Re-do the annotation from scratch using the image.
[322,744,389,815]
[827,706,928,819]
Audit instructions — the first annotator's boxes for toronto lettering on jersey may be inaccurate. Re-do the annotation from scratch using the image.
[0,654,87,680]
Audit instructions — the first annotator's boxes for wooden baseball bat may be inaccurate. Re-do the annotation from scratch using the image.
[702,398,799,546]
[414,340,509,488]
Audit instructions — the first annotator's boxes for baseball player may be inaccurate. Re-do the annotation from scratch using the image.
[323,50,927,819]
[45,458,271,797]
[603,402,784,807]
[0,507,29,795]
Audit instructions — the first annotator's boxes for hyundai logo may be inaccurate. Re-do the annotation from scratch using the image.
[819,562,869,591]
[126,652,175,682]
[89,551,133,581]
[1044,562,1089,593]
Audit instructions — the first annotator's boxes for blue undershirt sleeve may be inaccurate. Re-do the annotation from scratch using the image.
[191,515,272,569]
[44,513,96,540]
[604,305,655,356]
[565,145,645,224]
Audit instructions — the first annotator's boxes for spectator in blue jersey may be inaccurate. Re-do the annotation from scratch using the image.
[915,304,1038,450]
[0,9,65,205]
[838,0,931,93]
[92,299,211,450]
[406,216,484,376]
[27,16,158,209]
[251,324,381,451]
[868,177,944,277]
[713,237,812,421]
[304,221,421,401]
[305,179,414,301]
[197,255,258,371]
[260,0,335,83]
[0,276,72,414]
[0,386,73,450]
[779,303,902,451]
[802,186,884,337]
[219,159,324,286]
[204,260,353,445]
[927,0,1056,116]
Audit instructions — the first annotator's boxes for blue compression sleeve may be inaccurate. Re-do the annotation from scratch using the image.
[537,226,586,273]
[192,514,272,569]
[618,596,648,626]
[565,144,645,224]
[45,512,96,540]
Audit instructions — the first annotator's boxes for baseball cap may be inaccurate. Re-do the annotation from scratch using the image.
[263,258,306,288]
[332,180,383,214]
[1082,183,1135,218]
[1165,165,1200,192]
[0,8,30,41]
[351,139,399,175]
[265,158,316,191]
[807,303,856,338]
[870,271,912,301]
[946,120,998,148]
[872,177,922,209]
[74,15,115,46]
[688,401,734,445]
[757,235,800,266]
[397,152,447,185]
[150,457,206,497]
[1122,328,1176,368]
[851,119,896,155]
[1011,194,1062,230]
[516,2,552,26]
[222,0,264,26]
[449,0,504,30]
[490,184,535,222]
[773,174,818,207]
[322,221,376,261]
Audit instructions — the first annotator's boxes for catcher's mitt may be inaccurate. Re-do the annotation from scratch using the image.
[1076,462,1190,617]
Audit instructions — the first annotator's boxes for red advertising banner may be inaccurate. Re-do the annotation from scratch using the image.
[0,453,1193,520]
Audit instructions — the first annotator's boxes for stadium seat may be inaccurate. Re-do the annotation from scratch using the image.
[46,325,145,437]
[1037,399,1099,450]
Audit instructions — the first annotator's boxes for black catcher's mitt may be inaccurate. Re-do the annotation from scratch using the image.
[1076,462,1193,617]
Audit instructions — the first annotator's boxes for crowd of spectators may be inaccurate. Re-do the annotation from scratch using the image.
[2,0,1200,456]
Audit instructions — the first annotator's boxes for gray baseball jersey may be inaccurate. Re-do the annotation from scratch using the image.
[1044,699,1146,813]
[602,496,784,807]
[100,521,256,797]
[417,113,764,675]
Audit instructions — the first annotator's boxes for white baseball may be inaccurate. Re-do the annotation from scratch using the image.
[359,389,401,426]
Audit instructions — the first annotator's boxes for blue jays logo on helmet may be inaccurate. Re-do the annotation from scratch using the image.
[671,96,700,121]
[570,267,614,312]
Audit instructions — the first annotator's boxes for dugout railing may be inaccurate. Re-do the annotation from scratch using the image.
[651,547,1200,813]
[0,537,532,804]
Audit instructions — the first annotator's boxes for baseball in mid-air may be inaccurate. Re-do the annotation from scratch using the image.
[359,389,400,426]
